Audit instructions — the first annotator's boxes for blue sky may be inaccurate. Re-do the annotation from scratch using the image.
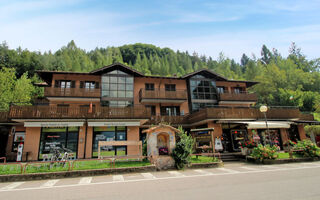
[0,0,319,61]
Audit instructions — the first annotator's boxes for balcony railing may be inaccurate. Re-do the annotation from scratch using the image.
[9,105,151,119]
[187,106,312,123]
[44,88,100,98]
[145,115,188,125]
[139,88,188,103]
[219,91,258,102]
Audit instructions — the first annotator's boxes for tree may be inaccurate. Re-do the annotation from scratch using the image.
[261,45,274,65]
[0,67,34,110]
[171,127,195,170]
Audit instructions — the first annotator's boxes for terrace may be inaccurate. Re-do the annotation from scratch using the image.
[44,88,100,98]
[187,106,314,124]
[139,88,188,103]
[219,91,258,102]
[9,105,151,120]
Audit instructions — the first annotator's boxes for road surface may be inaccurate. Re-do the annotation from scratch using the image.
[1,161,320,200]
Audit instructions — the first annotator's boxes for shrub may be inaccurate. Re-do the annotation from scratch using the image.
[240,139,258,148]
[171,127,195,170]
[293,140,320,158]
[251,144,278,161]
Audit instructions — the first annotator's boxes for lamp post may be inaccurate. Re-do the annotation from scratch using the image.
[259,105,271,145]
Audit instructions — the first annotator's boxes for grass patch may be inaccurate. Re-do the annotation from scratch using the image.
[190,155,220,163]
[277,152,303,159]
[0,159,151,175]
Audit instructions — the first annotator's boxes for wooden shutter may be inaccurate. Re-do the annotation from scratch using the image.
[95,82,100,89]
[54,80,60,88]
[80,81,84,88]
[71,81,76,88]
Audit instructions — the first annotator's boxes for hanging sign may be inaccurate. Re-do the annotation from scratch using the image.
[24,122,84,127]
[88,121,140,127]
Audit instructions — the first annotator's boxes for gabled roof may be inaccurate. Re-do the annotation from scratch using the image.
[181,69,228,81]
[90,63,144,76]
[181,68,258,87]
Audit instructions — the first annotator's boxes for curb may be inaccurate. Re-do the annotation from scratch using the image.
[246,156,319,164]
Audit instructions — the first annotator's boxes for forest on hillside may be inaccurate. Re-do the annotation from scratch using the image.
[0,40,320,112]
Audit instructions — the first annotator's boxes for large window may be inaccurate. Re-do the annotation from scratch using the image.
[101,70,134,107]
[92,126,127,157]
[189,74,218,112]
[39,127,79,160]
[101,70,133,98]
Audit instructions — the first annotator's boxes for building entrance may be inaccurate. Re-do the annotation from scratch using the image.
[0,127,9,158]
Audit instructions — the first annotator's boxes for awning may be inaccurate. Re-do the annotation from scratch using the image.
[236,121,292,129]
[24,122,84,127]
[88,121,140,127]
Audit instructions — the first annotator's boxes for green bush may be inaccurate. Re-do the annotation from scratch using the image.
[293,140,320,158]
[171,127,195,170]
[251,144,278,161]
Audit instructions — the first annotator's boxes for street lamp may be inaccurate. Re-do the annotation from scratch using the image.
[259,105,271,145]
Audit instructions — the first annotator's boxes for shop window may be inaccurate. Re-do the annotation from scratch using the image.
[12,132,25,152]
[39,127,79,160]
[92,126,127,158]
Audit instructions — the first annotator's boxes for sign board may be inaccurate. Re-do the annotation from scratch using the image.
[215,138,223,151]
[88,121,140,127]
[16,143,24,162]
[24,122,84,127]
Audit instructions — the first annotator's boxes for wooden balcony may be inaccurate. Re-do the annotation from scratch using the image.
[187,106,310,123]
[219,92,258,102]
[44,87,100,98]
[139,88,188,103]
[145,115,188,126]
[9,105,151,119]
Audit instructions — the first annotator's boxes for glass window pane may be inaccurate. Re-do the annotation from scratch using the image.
[110,84,117,90]
[110,91,117,97]
[109,70,118,74]
[126,77,133,84]
[110,77,117,83]
[118,77,125,84]
[102,76,109,83]
[126,84,133,91]
[118,84,125,90]
[102,90,109,97]
[126,91,133,98]
[118,91,125,97]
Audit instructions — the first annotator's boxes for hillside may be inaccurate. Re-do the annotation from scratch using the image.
[0,41,319,112]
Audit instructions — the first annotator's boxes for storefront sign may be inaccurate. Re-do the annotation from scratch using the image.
[88,121,140,127]
[24,122,84,127]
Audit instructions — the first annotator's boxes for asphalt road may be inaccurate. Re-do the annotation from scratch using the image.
[1,161,320,200]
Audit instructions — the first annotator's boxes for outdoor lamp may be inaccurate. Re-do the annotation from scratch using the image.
[259,105,271,145]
